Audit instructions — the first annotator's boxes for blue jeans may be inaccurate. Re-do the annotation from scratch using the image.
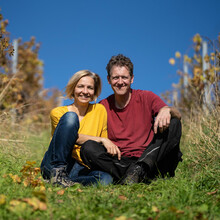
[40,112,113,186]
[69,161,113,186]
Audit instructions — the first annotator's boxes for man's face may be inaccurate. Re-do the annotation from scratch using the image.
[107,65,134,96]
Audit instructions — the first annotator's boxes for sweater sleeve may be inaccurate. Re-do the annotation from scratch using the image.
[50,107,66,137]
[101,108,108,138]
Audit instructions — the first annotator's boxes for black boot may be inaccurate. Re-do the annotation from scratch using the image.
[121,164,144,185]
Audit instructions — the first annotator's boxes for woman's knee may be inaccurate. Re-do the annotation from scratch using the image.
[60,112,79,130]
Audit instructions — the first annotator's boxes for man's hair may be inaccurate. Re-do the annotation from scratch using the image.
[65,70,102,102]
[106,54,133,77]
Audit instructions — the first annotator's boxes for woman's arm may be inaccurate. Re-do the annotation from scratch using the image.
[76,134,121,160]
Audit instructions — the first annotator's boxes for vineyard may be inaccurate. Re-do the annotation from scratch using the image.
[0,9,219,220]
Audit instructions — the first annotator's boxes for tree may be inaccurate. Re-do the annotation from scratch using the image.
[0,9,61,124]
[163,33,220,115]
[0,10,14,74]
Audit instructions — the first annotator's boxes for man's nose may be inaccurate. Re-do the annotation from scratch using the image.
[118,77,123,84]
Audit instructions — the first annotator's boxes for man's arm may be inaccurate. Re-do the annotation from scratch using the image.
[154,106,181,134]
[76,134,121,160]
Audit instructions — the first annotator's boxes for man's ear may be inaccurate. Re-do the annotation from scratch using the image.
[107,75,111,84]
[131,75,134,84]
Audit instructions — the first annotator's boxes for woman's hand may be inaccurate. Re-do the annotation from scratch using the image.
[101,138,121,160]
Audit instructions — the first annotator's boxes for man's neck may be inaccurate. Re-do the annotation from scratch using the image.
[114,90,132,109]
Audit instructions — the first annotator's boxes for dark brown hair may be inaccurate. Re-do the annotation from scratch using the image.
[106,54,133,77]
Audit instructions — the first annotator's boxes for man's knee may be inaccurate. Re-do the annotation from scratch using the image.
[80,140,106,160]
[170,117,181,128]
[169,118,182,139]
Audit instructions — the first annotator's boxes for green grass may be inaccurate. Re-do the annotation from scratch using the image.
[0,111,219,220]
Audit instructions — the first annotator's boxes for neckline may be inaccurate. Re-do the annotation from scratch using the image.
[67,103,91,121]
[114,89,133,111]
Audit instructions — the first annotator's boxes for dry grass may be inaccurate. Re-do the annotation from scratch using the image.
[0,109,50,164]
[181,106,220,172]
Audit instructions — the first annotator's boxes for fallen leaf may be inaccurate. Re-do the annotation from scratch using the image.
[57,200,64,203]
[118,195,127,201]
[77,189,83,192]
[38,201,47,211]
[207,189,218,195]
[10,174,21,183]
[0,194,6,205]
[9,199,27,213]
[169,206,177,212]
[23,197,39,210]
[23,197,47,211]
[32,190,47,202]
[152,205,160,213]
[137,194,143,198]
[26,161,36,165]
[57,189,65,195]
[115,216,127,220]
[23,179,29,187]
[169,206,184,214]
[176,210,184,214]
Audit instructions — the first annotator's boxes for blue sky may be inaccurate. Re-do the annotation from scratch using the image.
[1,0,220,104]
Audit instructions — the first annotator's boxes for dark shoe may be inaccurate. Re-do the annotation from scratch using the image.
[50,167,77,188]
[121,164,143,185]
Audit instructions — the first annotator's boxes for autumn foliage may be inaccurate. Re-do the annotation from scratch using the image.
[165,33,220,115]
[0,9,61,124]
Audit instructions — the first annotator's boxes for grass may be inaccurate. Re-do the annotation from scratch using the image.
[0,108,219,220]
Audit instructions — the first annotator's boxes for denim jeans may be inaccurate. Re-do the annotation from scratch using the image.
[69,161,113,186]
[40,112,113,186]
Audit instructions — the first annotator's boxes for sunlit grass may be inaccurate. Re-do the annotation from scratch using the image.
[0,108,219,220]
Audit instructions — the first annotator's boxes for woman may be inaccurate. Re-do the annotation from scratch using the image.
[40,70,118,187]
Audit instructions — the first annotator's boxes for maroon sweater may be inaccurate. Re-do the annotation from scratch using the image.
[100,89,167,158]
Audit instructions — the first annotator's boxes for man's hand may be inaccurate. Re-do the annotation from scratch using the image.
[101,138,121,160]
[154,106,171,134]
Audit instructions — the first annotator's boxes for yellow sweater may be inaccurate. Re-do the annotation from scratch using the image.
[50,103,108,164]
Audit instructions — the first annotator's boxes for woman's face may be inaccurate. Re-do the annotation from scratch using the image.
[74,76,95,104]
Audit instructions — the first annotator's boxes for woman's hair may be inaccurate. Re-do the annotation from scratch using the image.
[106,54,134,77]
[65,70,102,101]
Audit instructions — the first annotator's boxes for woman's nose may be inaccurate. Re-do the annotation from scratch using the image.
[82,87,88,93]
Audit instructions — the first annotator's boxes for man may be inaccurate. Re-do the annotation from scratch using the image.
[80,54,182,184]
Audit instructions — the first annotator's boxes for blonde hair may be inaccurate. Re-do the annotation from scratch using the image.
[65,70,102,101]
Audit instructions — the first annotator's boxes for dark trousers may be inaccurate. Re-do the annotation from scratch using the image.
[80,118,182,182]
